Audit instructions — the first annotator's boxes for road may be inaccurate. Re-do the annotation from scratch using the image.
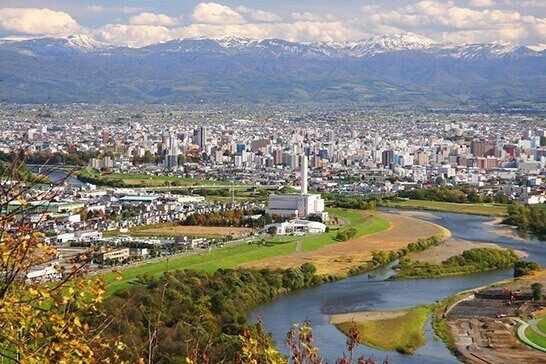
[90,235,257,277]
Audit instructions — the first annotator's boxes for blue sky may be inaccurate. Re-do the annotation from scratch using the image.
[0,1,544,48]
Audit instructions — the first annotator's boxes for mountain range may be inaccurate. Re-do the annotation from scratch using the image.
[0,33,544,105]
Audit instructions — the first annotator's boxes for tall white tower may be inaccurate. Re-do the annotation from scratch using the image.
[301,154,308,195]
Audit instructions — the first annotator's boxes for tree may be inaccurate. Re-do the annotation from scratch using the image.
[268,226,278,238]
[531,282,543,300]
[0,160,123,363]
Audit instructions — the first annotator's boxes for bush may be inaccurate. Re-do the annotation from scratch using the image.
[514,261,541,277]
[336,227,357,241]
[531,282,543,300]
[394,248,519,280]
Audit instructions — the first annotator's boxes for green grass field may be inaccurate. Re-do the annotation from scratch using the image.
[385,199,509,217]
[538,317,546,333]
[525,324,546,349]
[79,168,235,187]
[264,208,390,252]
[335,306,430,354]
[106,172,233,186]
[103,208,389,295]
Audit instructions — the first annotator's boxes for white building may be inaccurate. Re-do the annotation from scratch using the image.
[266,155,327,219]
[26,265,61,283]
[265,219,327,236]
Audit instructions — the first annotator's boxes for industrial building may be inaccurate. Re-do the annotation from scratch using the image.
[265,219,327,236]
[266,155,326,220]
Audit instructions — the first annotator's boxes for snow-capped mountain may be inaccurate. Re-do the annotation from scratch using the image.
[347,33,436,56]
[0,33,544,104]
[1,33,541,59]
[0,34,113,56]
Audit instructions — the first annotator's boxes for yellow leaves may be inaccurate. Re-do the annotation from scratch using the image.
[16,195,27,205]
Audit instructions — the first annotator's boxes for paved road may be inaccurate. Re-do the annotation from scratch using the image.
[530,318,546,336]
[516,318,546,352]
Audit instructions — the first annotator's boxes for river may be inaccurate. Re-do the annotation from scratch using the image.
[28,166,84,186]
[251,209,546,363]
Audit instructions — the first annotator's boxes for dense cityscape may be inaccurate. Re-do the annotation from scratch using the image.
[1,1,546,363]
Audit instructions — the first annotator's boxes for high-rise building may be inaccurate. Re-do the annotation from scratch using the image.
[381,150,394,167]
[471,140,497,157]
[195,126,207,150]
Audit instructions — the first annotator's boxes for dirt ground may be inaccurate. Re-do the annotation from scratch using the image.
[483,217,528,241]
[140,225,252,236]
[329,310,405,324]
[411,238,527,264]
[447,270,546,364]
[449,317,545,364]
[239,211,451,275]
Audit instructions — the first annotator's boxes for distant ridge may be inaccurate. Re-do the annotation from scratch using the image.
[0,33,544,104]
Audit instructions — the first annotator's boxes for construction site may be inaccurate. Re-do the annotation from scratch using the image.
[446,281,546,364]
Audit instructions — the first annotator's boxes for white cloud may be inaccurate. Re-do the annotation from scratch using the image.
[87,5,104,13]
[174,21,361,43]
[468,0,496,7]
[361,5,380,14]
[292,12,321,21]
[94,24,172,47]
[0,8,82,36]
[129,12,180,27]
[190,3,246,25]
[1,2,544,48]
[236,6,281,22]
[120,7,145,14]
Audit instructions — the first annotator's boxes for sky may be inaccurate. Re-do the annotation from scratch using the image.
[0,1,544,49]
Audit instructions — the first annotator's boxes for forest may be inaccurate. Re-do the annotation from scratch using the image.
[97,264,327,362]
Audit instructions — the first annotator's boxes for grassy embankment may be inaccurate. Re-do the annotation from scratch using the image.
[103,208,389,295]
[264,208,390,252]
[78,168,235,187]
[335,306,431,354]
[383,199,509,217]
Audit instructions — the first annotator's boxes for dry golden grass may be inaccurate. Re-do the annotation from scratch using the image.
[411,239,526,264]
[140,225,252,236]
[239,211,450,275]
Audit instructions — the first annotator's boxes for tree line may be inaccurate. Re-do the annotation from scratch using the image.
[503,203,546,240]
[392,248,519,280]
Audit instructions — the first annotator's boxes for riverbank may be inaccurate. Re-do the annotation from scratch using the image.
[392,247,521,280]
[383,199,509,217]
[239,210,450,275]
[333,306,430,354]
[438,271,546,363]
[411,238,527,264]
[103,208,390,294]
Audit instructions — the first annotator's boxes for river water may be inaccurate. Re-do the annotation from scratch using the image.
[251,209,546,363]
[28,166,84,186]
